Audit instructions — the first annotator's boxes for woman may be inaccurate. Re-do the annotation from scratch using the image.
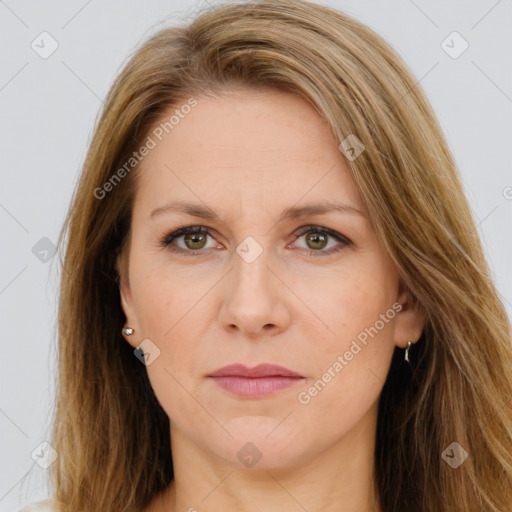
[20,0,512,511]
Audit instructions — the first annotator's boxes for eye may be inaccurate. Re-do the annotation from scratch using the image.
[161,225,352,257]
[291,225,352,257]
[162,226,218,255]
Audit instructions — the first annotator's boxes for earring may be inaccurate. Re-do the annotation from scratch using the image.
[122,327,135,336]
[404,341,412,363]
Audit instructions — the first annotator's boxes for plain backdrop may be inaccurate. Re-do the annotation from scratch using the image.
[1,0,511,509]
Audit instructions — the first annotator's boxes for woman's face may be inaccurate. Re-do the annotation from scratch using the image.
[118,87,424,470]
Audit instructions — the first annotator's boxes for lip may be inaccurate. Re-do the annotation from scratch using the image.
[208,363,304,378]
[208,364,305,398]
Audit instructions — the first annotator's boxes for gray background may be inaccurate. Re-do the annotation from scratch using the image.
[1,0,511,510]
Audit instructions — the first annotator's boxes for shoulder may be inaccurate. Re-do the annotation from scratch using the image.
[15,498,56,512]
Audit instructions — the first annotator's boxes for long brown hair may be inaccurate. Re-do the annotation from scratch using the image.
[49,1,512,510]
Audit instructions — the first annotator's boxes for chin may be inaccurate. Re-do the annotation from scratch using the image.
[204,423,315,471]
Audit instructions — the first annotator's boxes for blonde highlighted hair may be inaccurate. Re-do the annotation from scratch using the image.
[49,1,512,510]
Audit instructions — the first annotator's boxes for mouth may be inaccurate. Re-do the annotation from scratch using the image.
[207,363,305,398]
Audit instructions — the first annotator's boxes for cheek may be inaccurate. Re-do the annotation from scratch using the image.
[291,265,397,427]
[129,249,200,337]
[132,277,204,374]
[131,274,209,424]
[293,258,397,344]
[128,256,215,398]
[293,313,396,444]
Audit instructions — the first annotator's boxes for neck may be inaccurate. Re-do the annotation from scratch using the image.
[157,403,381,512]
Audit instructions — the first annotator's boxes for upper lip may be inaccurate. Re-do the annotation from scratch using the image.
[208,363,304,378]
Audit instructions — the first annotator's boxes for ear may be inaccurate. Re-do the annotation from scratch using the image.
[115,250,139,348]
[393,283,426,349]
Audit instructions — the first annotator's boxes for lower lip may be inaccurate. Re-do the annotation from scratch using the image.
[209,376,305,398]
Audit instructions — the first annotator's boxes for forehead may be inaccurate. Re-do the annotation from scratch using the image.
[132,88,364,221]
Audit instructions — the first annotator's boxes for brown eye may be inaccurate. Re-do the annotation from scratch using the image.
[183,232,208,250]
[304,232,328,250]
[292,226,352,257]
[162,226,214,254]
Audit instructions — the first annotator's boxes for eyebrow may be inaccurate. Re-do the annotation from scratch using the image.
[150,200,367,222]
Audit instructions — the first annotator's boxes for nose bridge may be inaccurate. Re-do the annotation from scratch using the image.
[219,232,290,335]
[232,233,275,293]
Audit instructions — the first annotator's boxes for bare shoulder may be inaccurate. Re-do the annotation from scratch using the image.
[15,498,55,512]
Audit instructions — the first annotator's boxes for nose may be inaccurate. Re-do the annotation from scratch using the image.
[218,242,292,338]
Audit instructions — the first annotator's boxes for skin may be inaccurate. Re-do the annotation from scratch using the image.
[117,87,425,512]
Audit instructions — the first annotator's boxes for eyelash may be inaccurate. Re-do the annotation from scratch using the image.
[160,225,353,257]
